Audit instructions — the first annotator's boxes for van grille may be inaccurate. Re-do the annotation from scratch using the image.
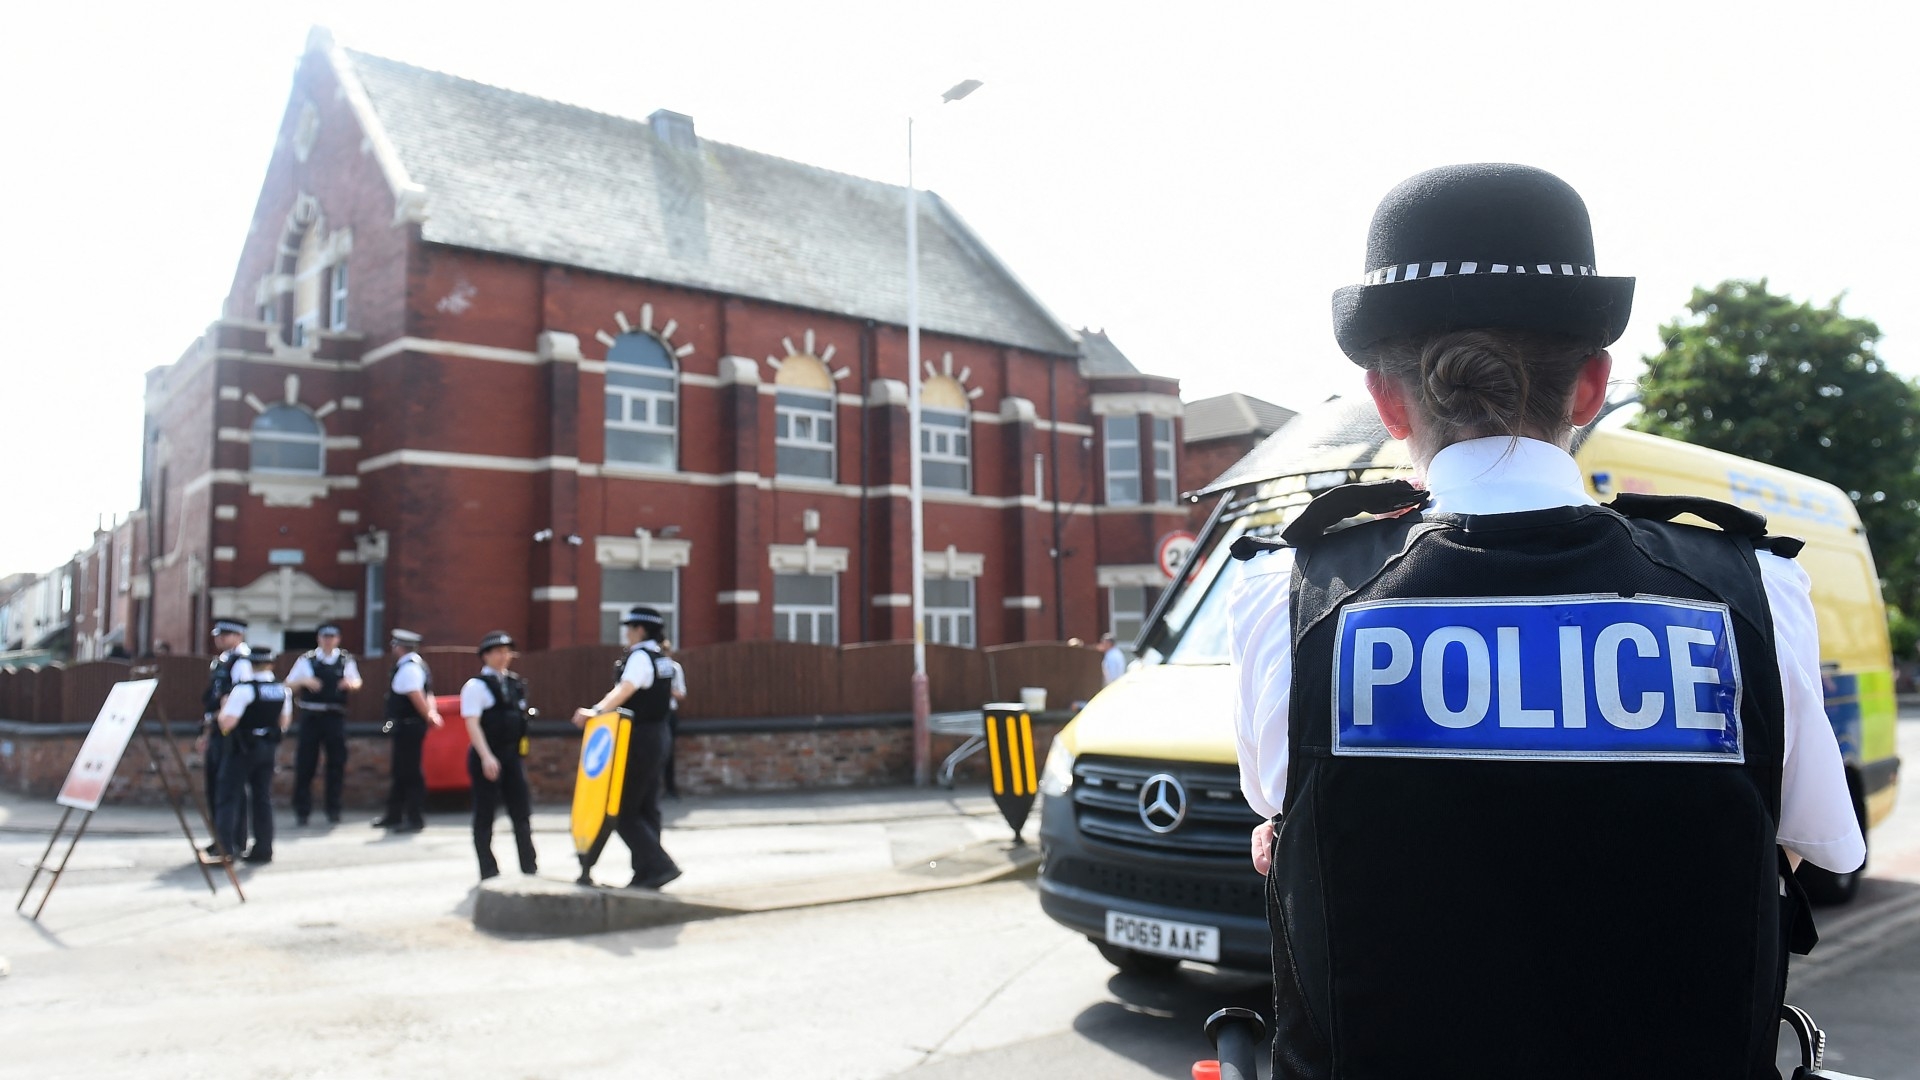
[1071,755,1264,865]
[1048,855,1267,919]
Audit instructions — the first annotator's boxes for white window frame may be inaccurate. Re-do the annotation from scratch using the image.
[924,576,975,647]
[772,573,839,645]
[363,561,385,648]
[1151,416,1177,504]
[1105,414,1141,505]
[328,262,349,331]
[599,566,680,646]
[604,333,679,470]
[1108,583,1154,646]
[774,390,836,481]
[251,405,325,475]
[921,408,971,492]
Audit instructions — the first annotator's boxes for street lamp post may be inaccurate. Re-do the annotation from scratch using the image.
[907,79,982,787]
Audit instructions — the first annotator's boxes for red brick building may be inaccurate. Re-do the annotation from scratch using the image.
[135,32,1189,657]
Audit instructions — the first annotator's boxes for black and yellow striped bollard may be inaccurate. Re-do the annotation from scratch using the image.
[982,703,1040,842]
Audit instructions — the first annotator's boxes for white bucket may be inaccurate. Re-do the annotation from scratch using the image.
[1020,687,1048,713]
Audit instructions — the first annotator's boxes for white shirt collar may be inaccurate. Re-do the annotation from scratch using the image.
[1421,437,1595,516]
[481,665,508,677]
[315,648,340,660]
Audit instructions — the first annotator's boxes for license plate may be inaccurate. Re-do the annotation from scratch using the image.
[1104,910,1220,962]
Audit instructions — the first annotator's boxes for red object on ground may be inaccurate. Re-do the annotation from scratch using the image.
[1191,1062,1221,1080]
[421,694,472,792]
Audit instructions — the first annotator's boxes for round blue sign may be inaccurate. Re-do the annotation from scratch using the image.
[582,726,614,779]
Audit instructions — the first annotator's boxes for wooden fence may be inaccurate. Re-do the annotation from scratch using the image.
[0,640,1105,726]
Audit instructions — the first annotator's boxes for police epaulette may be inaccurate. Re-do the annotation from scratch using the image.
[1230,535,1286,561]
[1606,492,1806,559]
[1279,479,1430,547]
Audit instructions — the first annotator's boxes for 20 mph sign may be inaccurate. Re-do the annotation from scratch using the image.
[1156,531,1197,579]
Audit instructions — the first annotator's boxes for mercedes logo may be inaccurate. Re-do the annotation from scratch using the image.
[1138,773,1188,834]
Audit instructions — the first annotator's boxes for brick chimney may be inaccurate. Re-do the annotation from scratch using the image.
[648,109,696,150]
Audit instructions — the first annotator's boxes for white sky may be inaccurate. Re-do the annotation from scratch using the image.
[2,0,1916,575]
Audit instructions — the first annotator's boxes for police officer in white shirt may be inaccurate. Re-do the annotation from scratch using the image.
[461,631,537,880]
[217,648,290,864]
[1228,164,1865,1078]
[373,629,439,832]
[572,606,681,889]
[286,624,363,826]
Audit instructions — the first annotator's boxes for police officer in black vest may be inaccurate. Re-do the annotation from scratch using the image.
[1229,164,1865,1078]
[215,648,289,864]
[572,605,680,889]
[460,631,537,880]
[373,629,440,833]
[287,623,362,826]
[198,618,253,857]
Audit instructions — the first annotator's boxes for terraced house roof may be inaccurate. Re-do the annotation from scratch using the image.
[339,48,1080,356]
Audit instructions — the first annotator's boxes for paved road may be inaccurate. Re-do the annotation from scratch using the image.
[1,710,1913,1079]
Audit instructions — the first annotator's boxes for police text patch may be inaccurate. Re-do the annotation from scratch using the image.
[1332,594,1744,763]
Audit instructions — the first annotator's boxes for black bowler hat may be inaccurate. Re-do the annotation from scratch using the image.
[1331,163,1635,364]
[389,628,423,646]
[316,623,341,637]
[211,618,248,637]
[247,646,276,668]
[477,630,515,656]
[621,606,665,628]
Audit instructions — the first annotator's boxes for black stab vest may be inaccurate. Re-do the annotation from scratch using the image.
[385,653,433,722]
[236,682,289,745]
[616,643,675,723]
[477,671,531,756]
[1253,484,1796,1080]
[203,649,245,719]
[297,651,351,713]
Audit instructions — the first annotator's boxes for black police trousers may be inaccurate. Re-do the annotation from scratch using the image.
[383,719,428,826]
[292,709,348,822]
[205,731,248,855]
[613,718,678,883]
[467,747,535,878]
[217,737,277,858]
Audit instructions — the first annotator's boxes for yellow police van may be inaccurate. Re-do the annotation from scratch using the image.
[1036,401,1903,975]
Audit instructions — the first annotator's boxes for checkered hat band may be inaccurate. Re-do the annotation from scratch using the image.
[212,620,247,635]
[1361,261,1597,286]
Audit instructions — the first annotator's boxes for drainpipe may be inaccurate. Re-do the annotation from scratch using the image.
[1048,359,1065,640]
[858,320,874,643]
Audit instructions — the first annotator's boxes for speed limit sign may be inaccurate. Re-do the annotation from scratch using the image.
[1156,531,1197,579]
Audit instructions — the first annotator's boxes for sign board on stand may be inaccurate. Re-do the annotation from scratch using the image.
[20,675,241,920]
[56,680,158,811]
[570,709,633,883]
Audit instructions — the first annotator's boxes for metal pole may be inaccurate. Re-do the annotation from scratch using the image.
[32,809,94,921]
[907,115,932,786]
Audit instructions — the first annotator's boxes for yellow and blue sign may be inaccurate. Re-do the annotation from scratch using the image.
[1334,594,1745,763]
[571,709,633,878]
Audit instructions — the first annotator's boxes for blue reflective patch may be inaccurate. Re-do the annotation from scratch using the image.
[582,726,615,779]
[1333,594,1744,763]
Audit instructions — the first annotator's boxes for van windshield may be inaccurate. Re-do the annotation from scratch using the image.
[1138,517,1252,667]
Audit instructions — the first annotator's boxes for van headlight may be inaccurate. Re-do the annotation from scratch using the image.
[1038,738,1075,797]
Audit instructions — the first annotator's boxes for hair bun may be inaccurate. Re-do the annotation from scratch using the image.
[1422,333,1529,431]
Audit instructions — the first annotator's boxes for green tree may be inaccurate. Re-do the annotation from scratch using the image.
[1634,280,1920,619]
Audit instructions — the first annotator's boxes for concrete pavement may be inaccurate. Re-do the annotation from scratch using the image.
[3,784,1039,932]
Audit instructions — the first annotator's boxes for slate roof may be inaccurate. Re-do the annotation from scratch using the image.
[1077,328,1140,376]
[336,48,1078,356]
[1183,392,1298,444]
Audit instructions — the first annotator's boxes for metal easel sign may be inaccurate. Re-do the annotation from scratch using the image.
[56,680,158,811]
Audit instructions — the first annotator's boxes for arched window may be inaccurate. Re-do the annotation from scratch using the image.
[251,406,325,474]
[773,353,836,481]
[919,375,971,492]
[604,332,678,468]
